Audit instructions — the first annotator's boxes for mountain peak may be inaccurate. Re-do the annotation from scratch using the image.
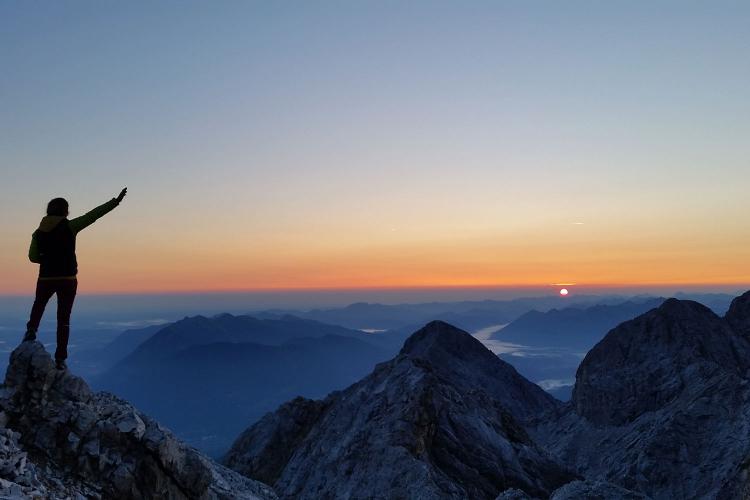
[400,320,557,422]
[656,297,717,319]
[726,290,750,336]
[400,320,494,360]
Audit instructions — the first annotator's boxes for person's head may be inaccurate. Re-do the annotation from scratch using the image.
[47,198,69,217]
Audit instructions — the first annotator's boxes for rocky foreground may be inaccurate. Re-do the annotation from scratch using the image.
[0,341,277,499]
[225,291,750,499]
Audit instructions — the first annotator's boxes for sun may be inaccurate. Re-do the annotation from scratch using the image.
[559,288,569,296]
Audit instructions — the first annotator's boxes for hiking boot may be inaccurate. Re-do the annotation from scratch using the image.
[55,360,67,371]
[22,329,37,342]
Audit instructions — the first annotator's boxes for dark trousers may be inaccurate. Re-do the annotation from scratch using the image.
[26,279,78,361]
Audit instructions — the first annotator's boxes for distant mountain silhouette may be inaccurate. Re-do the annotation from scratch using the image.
[119,314,370,364]
[73,322,167,375]
[257,295,644,331]
[95,314,398,456]
[492,298,665,350]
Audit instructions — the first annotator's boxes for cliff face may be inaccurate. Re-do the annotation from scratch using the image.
[0,341,277,500]
[224,321,574,500]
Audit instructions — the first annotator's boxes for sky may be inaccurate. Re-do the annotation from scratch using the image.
[1,1,749,296]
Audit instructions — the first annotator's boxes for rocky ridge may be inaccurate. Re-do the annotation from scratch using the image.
[0,341,277,499]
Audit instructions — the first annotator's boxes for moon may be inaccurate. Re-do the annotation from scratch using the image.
[559,288,569,296]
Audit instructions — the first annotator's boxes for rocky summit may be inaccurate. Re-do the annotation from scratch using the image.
[0,341,277,499]
[224,321,575,500]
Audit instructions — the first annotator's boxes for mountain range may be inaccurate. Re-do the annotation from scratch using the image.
[492,297,665,350]
[254,294,662,332]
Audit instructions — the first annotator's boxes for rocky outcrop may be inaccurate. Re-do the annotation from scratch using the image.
[532,295,750,499]
[0,341,277,499]
[225,321,575,500]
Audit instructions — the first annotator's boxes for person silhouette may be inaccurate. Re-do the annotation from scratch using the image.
[24,188,127,370]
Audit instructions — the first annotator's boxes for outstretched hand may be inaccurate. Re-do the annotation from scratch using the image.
[116,187,127,203]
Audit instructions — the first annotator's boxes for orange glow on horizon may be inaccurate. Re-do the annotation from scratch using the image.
[3,200,749,296]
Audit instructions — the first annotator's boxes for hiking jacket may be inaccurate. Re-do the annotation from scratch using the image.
[29,198,120,279]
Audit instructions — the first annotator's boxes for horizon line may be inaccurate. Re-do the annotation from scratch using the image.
[1,282,748,298]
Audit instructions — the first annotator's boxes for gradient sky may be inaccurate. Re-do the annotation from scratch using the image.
[2,1,749,295]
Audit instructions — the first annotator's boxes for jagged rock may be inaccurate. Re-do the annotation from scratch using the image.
[225,321,575,499]
[532,296,750,499]
[0,341,277,500]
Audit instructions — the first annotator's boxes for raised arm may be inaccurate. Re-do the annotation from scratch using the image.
[69,188,127,233]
